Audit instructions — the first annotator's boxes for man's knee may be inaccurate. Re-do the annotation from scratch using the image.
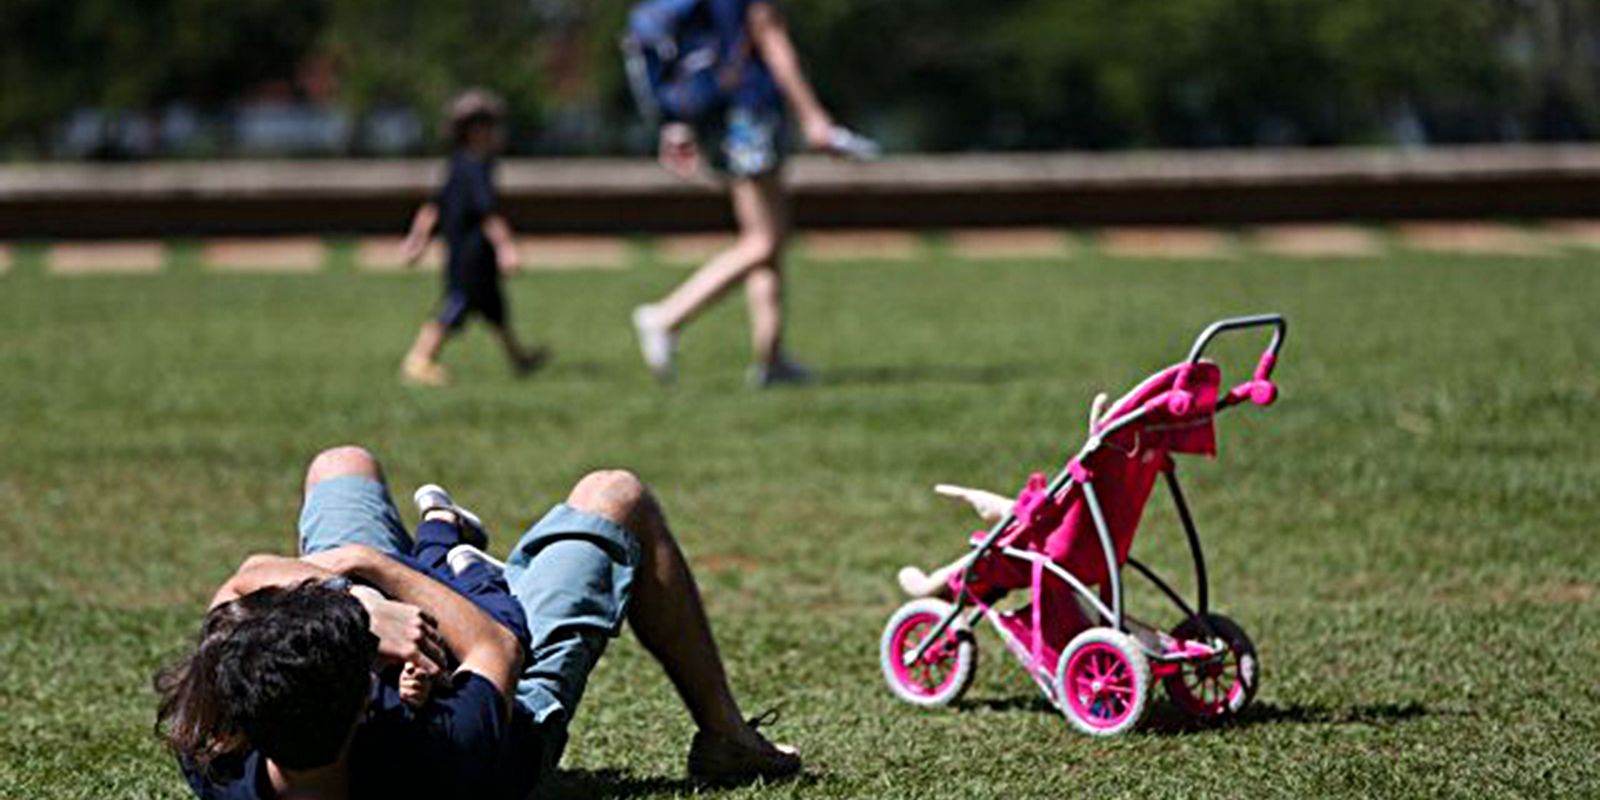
[303,445,382,495]
[566,469,654,531]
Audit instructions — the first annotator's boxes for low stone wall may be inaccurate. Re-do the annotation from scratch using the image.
[6,146,1600,238]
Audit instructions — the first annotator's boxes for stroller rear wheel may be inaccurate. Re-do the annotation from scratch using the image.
[1164,613,1258,721]
[880,598,976,707]
[1056,628,1151,736]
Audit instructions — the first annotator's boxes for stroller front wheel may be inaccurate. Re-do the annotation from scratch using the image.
[1056,628,1152,736]
[880,598,977,707]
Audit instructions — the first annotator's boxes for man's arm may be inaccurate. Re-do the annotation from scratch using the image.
[208,554,448,677]
[747,1,834,148]
[308,545,523,701]
[209,554,332,609]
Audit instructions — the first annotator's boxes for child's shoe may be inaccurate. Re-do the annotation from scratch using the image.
[413,484,488,549]
[401,356,450,387]
[512,346,550,377]
[446,544,507,576]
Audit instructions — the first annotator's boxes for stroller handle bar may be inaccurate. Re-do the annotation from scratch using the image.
[1184,313,1287,370]
[1183,314,1287,410]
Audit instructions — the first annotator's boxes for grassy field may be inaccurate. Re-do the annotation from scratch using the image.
[1,250,1597,798]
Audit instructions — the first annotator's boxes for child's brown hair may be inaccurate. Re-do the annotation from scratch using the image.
[447,88,507,147]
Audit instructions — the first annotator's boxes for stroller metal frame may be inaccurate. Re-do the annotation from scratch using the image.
[891,314,1286,730]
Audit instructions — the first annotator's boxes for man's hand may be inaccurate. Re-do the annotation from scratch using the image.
[658,123,702,180]
[934,483,1013,523]
[349,585,447,678]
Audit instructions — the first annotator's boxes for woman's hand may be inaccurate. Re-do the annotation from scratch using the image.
[658,123,702,180]
[800,112,837,152]
[349,585,448,678]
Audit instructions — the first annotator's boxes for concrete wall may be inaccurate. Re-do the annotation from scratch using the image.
[6,145,1600,238]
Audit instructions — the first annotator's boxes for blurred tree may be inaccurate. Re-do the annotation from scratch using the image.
[0,0,323,154]
[4,0,1600,157]
[321,0,548,151]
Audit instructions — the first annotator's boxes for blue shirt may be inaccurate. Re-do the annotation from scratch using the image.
[709,0,780,113]
[180,674,544,799]
[434,151,498,289]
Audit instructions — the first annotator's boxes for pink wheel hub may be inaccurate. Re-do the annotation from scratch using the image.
[889,613,960,697]
[1063,642,1137,728]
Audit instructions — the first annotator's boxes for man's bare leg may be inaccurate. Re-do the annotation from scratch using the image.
[303,445,385,498]
[564,470,797,776]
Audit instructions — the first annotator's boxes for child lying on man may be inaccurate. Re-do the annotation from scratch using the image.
[391,484,530,708]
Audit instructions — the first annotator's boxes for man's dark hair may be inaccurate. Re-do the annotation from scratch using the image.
[155,581,378,772]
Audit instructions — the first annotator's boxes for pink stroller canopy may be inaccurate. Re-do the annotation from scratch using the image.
[980,361,1226,591]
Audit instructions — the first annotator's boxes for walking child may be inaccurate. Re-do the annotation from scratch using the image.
[400,89,545,386]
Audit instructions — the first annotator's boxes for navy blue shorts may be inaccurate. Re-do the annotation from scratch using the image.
[436,282,506,330]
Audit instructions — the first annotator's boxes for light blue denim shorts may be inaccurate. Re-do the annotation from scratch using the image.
[297,476,639,754]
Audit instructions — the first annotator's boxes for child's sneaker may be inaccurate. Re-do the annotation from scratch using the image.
[401,357,450,387]
[446,544,507,576]
[631,305,677,384]
[512,346,550,378]
[747,357,815,389]
[412,484,488,549]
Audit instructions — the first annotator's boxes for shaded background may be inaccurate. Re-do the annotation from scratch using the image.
[5,0,1600,160]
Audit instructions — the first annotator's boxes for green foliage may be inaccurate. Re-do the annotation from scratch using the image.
[322,0,548,142]
[1,251,1599,797]
[0,1,1596,153]
[0,0,322,144]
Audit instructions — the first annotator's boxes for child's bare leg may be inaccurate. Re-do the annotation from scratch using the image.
[402,321,451,385]
[406,320,447,365]
[493,323,546,374]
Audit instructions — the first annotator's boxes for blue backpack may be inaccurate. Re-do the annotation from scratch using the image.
[622,0,750,124]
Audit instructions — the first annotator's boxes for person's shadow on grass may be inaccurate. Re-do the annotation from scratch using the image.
[820,362,1030,387]
[541,767,825,798]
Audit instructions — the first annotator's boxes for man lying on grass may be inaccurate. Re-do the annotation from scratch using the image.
[155,445,798,798]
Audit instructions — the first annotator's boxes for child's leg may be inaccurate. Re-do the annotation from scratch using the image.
[492,322,547,374]
[403,294,467,385]
[477,284,545,374]
[412,518,463,574]
[405,320,448,365]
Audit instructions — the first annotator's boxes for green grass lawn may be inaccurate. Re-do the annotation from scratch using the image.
[2,251,1597,798]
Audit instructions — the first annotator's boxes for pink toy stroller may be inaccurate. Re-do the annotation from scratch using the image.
[880,315,1286,735]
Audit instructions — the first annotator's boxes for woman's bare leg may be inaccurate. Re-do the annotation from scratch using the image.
[744,263,783,367]
[653,173,788,340]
